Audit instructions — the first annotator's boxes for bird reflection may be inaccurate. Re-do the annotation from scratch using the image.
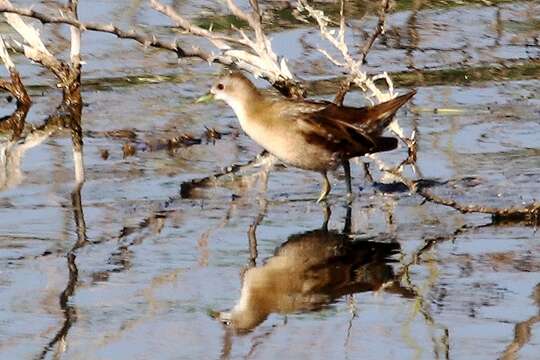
[218,206,411,332]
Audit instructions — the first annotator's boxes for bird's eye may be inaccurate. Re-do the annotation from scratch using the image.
[216,83,224,90]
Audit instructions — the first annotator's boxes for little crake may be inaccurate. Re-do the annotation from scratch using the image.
[202,72,416,202]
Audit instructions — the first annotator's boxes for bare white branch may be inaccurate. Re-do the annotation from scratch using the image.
[0,35,15,71]
[1,0,51,56]
[149,0,299,96]
[297,0,394,104]
[68,0,81,68]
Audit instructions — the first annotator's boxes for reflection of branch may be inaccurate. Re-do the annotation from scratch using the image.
[247,198,267,267]
[38,90,86,360]
[501,315,540,360]
[0,102,29,142]
[398,230,455,360]
[37,253,78,360]
[0,110,57,192]
[501,283,540,360]
[395,220,540,359]
[197,198,238,267]
[39,194,85,359]
[0,70,30,106]
[180,151,276,198]
[40,157,86,359]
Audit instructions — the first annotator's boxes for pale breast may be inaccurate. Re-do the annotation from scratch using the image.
[238,110,336,172]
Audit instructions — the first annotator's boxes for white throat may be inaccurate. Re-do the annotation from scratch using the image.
[219,94,250,129]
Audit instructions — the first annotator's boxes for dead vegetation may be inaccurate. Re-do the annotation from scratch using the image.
[0,2,538,357]
[1,0,537,224]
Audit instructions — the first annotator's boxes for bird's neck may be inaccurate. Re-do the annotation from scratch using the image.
[226,89,267,129]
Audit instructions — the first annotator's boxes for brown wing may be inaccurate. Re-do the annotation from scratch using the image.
[311,90,416,135]
[296,91,416,158]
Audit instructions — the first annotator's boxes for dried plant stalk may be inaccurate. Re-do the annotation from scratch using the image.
[297,0,394,104]
[149,0,304,98]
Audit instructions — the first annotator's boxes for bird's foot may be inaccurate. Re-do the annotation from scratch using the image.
[317,172,331,203]
[316,192,328,204]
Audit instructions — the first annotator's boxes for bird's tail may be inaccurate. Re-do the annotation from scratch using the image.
[371,136,398,153]
[361,90,416,134]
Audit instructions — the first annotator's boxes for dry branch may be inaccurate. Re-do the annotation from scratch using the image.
[417,187,540,224]
[297,0,394,105]
[149,0,304,98]
[373,165,540,225]
[68,0,81,69]
[0,37,31,106]
[1,0,84,191]
[0,1,304,98]
[180,151,276,199]
[1,0,65,80]
[359,0,390,65]
[0,0,81,97]
[0,23,29,106]
[334,0,391,104]
[0,3,211,58]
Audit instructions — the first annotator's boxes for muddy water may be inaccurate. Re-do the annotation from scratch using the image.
[1,1,539,359]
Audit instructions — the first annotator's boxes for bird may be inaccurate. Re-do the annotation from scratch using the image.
[199,71,416,202]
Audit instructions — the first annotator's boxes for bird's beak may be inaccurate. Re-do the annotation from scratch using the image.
[207,309,220,319]
[195,92,215,104]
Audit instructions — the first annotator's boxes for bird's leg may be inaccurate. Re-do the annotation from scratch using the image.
[342,159,353,199]
[317,172,331,203]
[321,204,332,231]
[343,203,352,234]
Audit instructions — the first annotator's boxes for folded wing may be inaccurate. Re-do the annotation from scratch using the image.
[297,90,416,158]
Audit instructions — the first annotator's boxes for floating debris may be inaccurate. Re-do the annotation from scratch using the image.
[88,129,138,140]
[100,149,110,160]
[122,143,137,158]
[204,126,222,142]
[166,133,201,149]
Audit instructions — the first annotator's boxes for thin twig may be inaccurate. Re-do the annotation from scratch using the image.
[297,0,394,104]
[334,0,391,105]
[378,166,540,224]
[149,0,244,48]
[360,0,390,64]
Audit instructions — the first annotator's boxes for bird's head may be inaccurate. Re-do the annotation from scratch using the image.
[197,71,260,109]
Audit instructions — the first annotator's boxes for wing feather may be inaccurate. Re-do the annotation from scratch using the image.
[290,91,416,157]
[267,91,415,158]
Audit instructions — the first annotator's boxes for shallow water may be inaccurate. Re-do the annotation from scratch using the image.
[1,1,539,359]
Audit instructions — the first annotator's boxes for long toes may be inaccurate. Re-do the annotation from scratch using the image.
[317,192,328,203]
